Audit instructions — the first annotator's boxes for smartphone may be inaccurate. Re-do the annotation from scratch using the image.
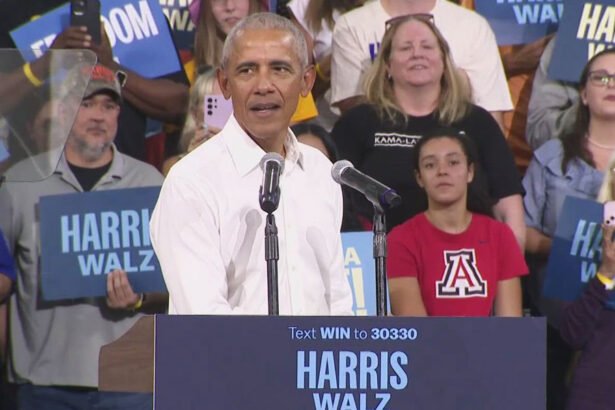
[70,0,101,44]
[204,95,233,130]
[604,201,615,226]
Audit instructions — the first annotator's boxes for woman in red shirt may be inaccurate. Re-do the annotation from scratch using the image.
[387,128,528,316]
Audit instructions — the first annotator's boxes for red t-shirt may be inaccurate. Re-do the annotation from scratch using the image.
[387,213,528,316]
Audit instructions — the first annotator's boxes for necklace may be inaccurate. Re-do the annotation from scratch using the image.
[587,137,615,150]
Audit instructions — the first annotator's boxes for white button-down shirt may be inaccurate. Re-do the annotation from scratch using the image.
[150,115,353,315]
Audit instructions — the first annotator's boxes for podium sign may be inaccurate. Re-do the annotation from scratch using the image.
[154,316,545,409]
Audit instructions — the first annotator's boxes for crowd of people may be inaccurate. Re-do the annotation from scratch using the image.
[0,0,614,409]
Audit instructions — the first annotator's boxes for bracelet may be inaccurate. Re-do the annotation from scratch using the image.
[315,63,330,82]
[131,293,145,311]
[23,62,43,87]
[596,272,615,290]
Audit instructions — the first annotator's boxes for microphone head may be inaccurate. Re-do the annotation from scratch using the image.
[259,152,284,173]
[331,160,353,184]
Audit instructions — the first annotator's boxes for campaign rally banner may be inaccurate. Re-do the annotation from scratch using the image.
[159,0,195,52]
[548,0,615,82]
[154,315,546,409]
[475,0,563,46]
[543,196,615,306]
[10,0,181,78]
[39,186,166,301]
[341,232,380,316]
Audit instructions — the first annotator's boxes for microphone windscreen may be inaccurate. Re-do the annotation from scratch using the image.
[259,152,285,173]
[331,160,354,184]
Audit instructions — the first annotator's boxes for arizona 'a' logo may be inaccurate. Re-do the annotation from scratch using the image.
[436,249,487,298]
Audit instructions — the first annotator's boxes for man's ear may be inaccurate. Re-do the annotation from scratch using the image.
[301,65,316,98]
[217,67,232,100]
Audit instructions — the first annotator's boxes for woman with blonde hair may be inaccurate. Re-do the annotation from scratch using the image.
[162,69,221,175]
[331,14,523,241]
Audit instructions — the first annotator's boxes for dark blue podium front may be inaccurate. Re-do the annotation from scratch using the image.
[154,316,545,410]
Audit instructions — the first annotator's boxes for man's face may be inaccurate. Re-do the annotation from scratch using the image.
[68,93,119,161]
[218,28,315,152]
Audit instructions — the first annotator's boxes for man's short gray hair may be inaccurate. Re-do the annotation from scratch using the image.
[221,12,309,70]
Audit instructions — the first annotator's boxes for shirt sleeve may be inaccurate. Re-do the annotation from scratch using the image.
[386,226,419,279]
[522,154,547,231]
[526,37,579,151]
[497,222,528,281]
[331,106,369,167]
[150,172,240,315]
[330,14,366,106]
[462,16,513,112]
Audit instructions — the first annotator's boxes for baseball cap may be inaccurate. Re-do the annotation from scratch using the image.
[63,63,122,102]
[84,64,122,100]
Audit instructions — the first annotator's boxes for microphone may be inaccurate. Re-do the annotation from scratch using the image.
[331,160,402,211]
[259,152,285,213]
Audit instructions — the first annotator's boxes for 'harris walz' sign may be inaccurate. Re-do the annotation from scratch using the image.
[10,0,181,78]
[39,186,166,301]
[475,0,563,46]
[154,316,546,409]
[548,0,615,82]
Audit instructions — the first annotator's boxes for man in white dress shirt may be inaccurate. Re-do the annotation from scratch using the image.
[150,12,353,315]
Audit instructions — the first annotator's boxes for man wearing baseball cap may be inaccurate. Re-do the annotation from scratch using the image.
[0,63,166,409]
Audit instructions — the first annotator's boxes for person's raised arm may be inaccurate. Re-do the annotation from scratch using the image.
[526,37,579,150]
[90,29,188,124]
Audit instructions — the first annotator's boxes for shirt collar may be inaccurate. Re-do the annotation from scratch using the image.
[56,144,124,189]
[222,115,305,176]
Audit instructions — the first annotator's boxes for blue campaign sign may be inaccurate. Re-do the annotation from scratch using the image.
[548,0,615,82]
[342,232,379,316]
[39,186,167,301]
[544,196,603,301]
[159,0,195,52]
[10,0,181,79]
[475,0,563,46]
[154,315,546,410]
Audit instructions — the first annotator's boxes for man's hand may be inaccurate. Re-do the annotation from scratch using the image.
[89,26,115,68]
[106,269,140,310]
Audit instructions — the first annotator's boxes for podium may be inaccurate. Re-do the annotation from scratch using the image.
[100,315,546,409]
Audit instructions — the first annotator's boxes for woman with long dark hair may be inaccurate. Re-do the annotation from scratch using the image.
[387,128,527,316]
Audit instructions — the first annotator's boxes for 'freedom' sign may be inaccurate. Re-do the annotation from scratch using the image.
[10,0,181,78]
[39,186,167,301]
[548,0,615,82]
[475,0,563,46]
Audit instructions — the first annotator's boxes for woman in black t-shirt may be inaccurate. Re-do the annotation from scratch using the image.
[332,14,523,241]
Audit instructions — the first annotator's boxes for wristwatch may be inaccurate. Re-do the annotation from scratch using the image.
[116,70,127,88]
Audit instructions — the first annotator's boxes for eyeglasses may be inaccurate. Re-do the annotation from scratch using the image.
[588,71,615,87]
[384,13,435,31]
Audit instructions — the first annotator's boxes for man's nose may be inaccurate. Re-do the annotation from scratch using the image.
[254,70,274,94]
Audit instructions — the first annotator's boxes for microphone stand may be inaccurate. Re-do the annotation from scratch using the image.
[372,208,388,317]
[264,213,279,315]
